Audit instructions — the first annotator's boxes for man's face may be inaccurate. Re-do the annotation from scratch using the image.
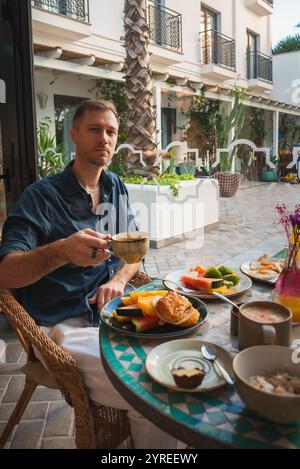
[70,109,119,168]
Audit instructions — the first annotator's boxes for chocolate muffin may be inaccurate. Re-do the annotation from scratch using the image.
[171,367,206,389]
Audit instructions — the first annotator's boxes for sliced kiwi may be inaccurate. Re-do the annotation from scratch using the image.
[218,266,234,276]
[223,274,240,286]
[203,267,223,279]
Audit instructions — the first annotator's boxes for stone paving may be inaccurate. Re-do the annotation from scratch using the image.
[0,182,299,449]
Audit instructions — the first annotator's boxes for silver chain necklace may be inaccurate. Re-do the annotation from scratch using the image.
[78,180,99,194]
[85,186,99,194]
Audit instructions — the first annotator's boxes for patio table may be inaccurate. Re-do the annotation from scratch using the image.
[100,275,300,449]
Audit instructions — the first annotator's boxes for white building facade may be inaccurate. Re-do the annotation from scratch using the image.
[271,51,300,107]
[31,0,300,169]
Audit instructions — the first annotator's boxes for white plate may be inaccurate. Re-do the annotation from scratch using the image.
[240,259,282,285]
[146,339,233,392]
[163,269,252,300]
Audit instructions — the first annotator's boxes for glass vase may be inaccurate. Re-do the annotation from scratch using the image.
[275,245,300,322]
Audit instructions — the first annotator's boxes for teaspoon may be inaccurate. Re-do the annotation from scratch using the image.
[201,344,235,385]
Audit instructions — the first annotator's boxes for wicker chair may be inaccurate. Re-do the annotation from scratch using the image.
[0,271,152,449]
[213,172,242,198]
[213,172,244,225]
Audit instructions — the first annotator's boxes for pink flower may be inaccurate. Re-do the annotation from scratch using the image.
[276,204,292,244]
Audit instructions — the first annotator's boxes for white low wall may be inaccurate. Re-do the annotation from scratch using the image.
[126,179,219,248]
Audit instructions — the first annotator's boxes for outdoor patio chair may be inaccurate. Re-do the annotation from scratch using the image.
[213,172,242,198]
[0,271,152,449]
[213,172,244,225]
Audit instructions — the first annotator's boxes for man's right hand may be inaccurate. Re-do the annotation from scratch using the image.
[58,229,112,267]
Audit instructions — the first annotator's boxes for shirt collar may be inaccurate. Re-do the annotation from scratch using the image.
[62,161,114,196]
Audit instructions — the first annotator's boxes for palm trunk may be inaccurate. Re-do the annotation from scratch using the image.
[124,0,159,178]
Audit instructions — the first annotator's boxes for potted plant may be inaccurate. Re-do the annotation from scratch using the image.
[261,155,278,182]
[121,150,196,197]
[111,149,219,248]
[175,157,197,177]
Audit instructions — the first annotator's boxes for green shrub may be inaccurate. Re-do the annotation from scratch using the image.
[37,118,67,179]
[122,173,195,197]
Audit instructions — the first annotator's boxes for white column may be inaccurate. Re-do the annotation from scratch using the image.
[228,100,235,143]
[153,84,162,151]
[228,100,235,172]
[273,110,279,157]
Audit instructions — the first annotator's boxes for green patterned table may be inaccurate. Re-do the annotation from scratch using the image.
[100,278,300,449]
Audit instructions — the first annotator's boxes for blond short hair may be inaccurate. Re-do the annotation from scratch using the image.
[73,99,120,128]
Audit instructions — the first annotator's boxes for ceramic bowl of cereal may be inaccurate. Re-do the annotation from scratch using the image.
[233,345,300,424]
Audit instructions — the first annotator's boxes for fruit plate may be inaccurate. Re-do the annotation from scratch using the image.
[163,270,252,300]
[240,259,282,285]
[99,294,208,339]
[146,339,233,392]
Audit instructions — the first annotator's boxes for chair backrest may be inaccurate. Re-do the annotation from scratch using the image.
[0,290,97,448]
[213,172,241,198]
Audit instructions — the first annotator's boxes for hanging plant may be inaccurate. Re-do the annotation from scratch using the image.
[181,93,220,165]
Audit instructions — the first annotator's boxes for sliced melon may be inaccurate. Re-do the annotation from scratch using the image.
[110,317,135,331]
[112,311,132,323]
[137,296,159,317]
[190,265,206,276]
[212,286,229,295]
[206,278,224,288]
[121,296,136,306]
[130,290,168,301]
[115,305,143,317]
[131,316,159,332]
[181,275,224,290]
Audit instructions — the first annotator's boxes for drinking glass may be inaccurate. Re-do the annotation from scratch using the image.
[272,288,300,323]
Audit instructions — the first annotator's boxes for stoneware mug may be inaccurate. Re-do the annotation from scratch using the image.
[109,232,149,264]
[238,301,291,350]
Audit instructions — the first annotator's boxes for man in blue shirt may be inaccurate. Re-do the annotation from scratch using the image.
[0,100,177,449]
[0,100,139,324]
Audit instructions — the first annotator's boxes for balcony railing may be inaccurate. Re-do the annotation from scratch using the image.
[147,1,182,52]
[200,30,236,71]
[32,0,89,22]
[247,51,273,83]
[263,0,273,6]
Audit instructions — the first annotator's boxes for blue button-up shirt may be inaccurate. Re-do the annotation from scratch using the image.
[0,163,137,326]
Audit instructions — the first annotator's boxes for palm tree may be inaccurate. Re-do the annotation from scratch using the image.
[124,0,159,177]
[273,34,300,55]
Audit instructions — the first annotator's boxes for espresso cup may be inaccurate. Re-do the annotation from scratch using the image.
[238,301,291,350]
[110,232,149,264]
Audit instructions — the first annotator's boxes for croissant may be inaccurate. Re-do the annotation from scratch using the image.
[155,291,200,328]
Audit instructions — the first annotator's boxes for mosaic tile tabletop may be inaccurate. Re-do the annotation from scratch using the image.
[100,277,300,449]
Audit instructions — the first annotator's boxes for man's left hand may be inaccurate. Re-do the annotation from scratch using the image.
[88,277,127,309]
